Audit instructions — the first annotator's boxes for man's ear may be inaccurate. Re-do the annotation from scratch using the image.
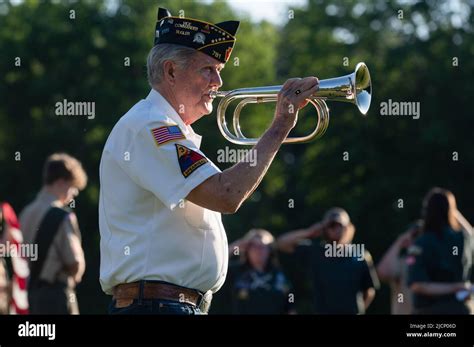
[162,60,177,85]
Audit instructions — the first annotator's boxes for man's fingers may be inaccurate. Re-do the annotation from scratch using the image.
[284,77,319,99]
[294,77,319,93]
[299,81,320,99]
[292,80,320,109]
[297,77,319,95]
[280,78,302,92]
[275,76,320,118]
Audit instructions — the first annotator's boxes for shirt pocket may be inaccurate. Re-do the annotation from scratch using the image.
[184,201,214,231]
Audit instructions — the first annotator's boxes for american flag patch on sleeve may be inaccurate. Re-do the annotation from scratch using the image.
[151,125,185,147]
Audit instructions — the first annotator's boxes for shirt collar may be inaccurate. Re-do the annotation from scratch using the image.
[146,89,203,147]
[37,188,63,207]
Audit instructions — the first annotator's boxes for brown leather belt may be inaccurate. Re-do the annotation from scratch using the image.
[112,281,211,312]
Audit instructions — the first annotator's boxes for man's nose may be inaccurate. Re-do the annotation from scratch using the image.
[210,70,223,89]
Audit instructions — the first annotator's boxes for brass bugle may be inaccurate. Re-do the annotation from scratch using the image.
[212,62,372,145]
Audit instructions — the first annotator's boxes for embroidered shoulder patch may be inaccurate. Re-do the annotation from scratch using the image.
[175,144,208,178]
[151,125,185,147]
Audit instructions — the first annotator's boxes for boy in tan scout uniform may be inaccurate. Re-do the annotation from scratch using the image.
[20,153,87,314]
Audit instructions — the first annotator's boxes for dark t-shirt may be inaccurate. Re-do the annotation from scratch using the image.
[407,227,473,312]
[295,239,379,314]
[228,262,294,314]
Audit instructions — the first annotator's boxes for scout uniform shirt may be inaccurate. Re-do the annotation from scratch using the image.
[99,89,228,295]
[20,190,85,314]
[20,190,85,288]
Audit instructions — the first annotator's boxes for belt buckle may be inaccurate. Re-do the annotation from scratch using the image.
[195,291,204,308]
[196,291,212,314]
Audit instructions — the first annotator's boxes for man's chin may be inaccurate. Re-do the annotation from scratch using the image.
[188,105,213,125]
[202,103,213,115]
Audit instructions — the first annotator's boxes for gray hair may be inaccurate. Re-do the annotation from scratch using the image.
[146,44,197,87]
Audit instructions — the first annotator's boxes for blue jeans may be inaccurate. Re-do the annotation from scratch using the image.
[108,298,206,315]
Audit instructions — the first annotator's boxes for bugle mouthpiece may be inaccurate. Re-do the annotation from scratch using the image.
[210,90,229,99]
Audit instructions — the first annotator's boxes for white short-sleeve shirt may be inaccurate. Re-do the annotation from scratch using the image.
[99,89,228,295]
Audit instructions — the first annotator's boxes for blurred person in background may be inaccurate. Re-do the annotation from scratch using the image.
[407,187,474,314]
[278,207,379,314]
[20,153,87,314]
[227,229,295,314]
[376,220,422,314]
